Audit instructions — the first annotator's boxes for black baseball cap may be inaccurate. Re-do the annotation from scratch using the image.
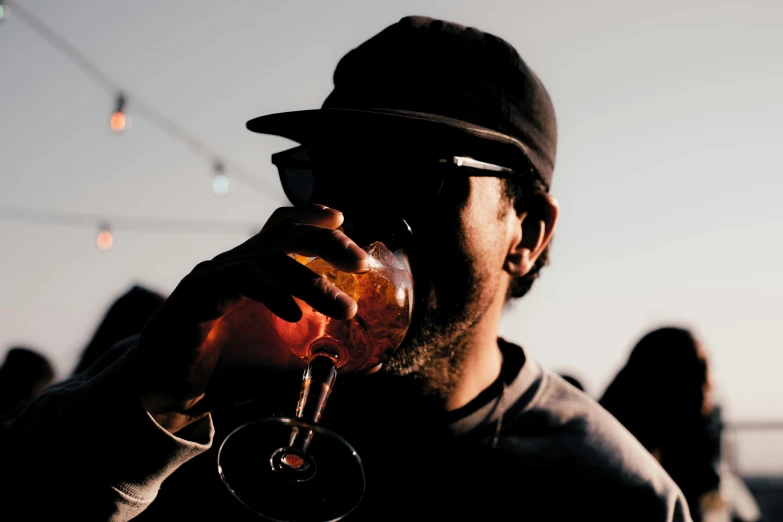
[247,15,557,190]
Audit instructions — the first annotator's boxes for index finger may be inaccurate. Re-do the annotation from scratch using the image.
[212,205,345,262]
[263,204,344,230]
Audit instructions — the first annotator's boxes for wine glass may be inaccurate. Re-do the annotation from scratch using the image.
[217,220,414,522]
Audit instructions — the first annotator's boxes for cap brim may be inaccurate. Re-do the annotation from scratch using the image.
[246,108,538,177]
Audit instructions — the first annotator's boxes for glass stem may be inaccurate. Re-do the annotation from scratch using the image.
[288,355,338,454]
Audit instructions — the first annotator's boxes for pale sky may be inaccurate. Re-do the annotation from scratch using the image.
[1,0,781,474]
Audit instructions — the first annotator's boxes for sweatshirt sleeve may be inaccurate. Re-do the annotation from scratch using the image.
[1,335,214,521]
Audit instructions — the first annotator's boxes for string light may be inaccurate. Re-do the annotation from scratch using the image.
[212,160,231,196]
[96,222,113,250]
[109,93,130,133]
[4,0,280,198]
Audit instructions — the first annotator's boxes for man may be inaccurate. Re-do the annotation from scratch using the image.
[3,16,691,521]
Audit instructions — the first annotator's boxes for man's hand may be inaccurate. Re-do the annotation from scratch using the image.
[128,205,369,433]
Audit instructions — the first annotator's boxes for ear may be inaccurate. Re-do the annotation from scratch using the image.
[504,194,559,277]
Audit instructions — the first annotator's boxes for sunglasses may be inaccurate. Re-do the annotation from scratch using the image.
[271,145,528,211]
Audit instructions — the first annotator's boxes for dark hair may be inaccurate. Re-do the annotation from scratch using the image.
[599,326,719,517]
[72,285,166,375]
[600,326,709,431]
[502,174,551,299]
[0,346,55,418]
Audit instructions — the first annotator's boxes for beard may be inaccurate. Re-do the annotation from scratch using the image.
[379,241,498,400]
[375,177,509,400]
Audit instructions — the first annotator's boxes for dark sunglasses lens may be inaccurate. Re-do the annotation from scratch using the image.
[283,167,316,206]
[280,152,445,210]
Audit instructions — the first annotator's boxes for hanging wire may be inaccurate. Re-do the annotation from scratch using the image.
[4,0,280,198]
[0,206,259,235]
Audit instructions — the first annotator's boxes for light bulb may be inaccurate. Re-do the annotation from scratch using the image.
[110,93,130,133]
[96,223,113,250]
[212,160,230,196]
[110,111,129,132]
[213,173,231,196]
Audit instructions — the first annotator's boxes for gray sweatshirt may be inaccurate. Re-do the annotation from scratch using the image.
[1,336,692,521]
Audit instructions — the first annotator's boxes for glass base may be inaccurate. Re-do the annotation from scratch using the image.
[218,417,365,522]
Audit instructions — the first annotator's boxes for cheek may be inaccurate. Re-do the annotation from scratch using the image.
[461,180,510,270]
[463,218,504,264]
[406,178,506,296]
[407,214,478,315]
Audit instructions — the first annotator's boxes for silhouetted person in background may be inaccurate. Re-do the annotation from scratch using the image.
[0,346,55,420]
[71,285,166,376]
[599,326,727,522]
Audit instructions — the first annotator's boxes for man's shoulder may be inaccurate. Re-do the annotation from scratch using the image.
[507,366,665,477]
[498,343,665,478]
[497,355,691,520]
